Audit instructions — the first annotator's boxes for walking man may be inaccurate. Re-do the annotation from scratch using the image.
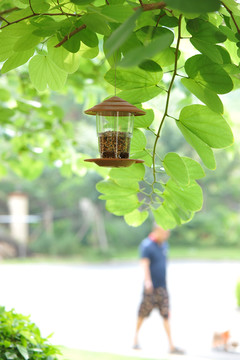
[133,225,184,354]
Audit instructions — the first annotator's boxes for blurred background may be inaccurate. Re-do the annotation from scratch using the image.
[0,48,239,360]
[0,76,239,261]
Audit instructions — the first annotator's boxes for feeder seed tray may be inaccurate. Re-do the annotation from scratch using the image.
[84,158,144,168]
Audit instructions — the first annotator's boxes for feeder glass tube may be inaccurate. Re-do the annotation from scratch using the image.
[97,111,134,159]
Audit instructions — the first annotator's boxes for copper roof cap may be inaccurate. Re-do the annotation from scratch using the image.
[84,96,146,116]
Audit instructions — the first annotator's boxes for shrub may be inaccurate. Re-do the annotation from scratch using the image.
[0,306,61,360]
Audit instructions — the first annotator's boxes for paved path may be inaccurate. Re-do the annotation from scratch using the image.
[0,260,240,360]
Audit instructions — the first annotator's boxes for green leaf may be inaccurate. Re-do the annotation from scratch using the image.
[58,32,81,54]
[77,27,98,48]
[106,194,140,216]
[155,13,179,27]
[119,32,142,56]
[96,180,139,199]
[118,86,162,104]
[10,155,44,180]
[165,0,220,13]
[79,44,99,59]
[0,107,15,121]
[29,0,49,12]
[1,49,34,74]
[136,25,170,43]
[177,120,216,169]
[139,60,162,72]
[47,38,80,74]
[0,89,11,101]
[131,150,152,167]
[153,204,177,230]
[181,157,205,180]
[215,45,231,64]
[0,34,15,62]
[181,78,224,113]
[179,104,234,148]
[219,24,238,42]
[5,352,18,360]
[105,67,162,90]
[124,209,148,227]
[14,33,40,52]
[131,129,147,152]
[32,18,60,37]
[101,4,133,23]
[119,29,174,67]
[82,13,111,36]
[187,18,227,43]
[162,193,194,223]
[109,163,145,186]
[163,152,189,185]
[164,179,203,212]
[153,47,176,67]
[185,54,233,94]
[71,0,94,4]
[134,108,154,128]
[17,345,29,360]
[105,8,142,57]
[29,55,67,91]
[190,38,224,64]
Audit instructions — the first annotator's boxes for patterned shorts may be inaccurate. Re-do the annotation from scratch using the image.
[138,287,169,319]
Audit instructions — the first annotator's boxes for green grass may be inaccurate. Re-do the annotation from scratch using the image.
[58,347,166,360]
[169,246,240,260]
[1,246,240,265]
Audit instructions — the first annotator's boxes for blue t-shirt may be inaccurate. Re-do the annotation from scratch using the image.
[139,237,168,289]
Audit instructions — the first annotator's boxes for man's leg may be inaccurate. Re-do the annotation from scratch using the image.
[157,287,182,353]
[133,316,144,348]
[133,291,153,348]
[163,317,174,351]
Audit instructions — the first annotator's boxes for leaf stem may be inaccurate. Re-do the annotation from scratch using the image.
[166,114,178,121]
[147,127,157,136]
[151,14,182,183]
[221,1,240,33]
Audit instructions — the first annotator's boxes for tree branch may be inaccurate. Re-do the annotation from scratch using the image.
[134,1,166,12]
[155,12,166,27]
[0,7,19,16]
[0,15,10,24]
[0,12,81,30]
[57,0,65,15]
[54,24,86,48]
[221,1,240,33]
[151,14,182,183]
[29,0,35,15]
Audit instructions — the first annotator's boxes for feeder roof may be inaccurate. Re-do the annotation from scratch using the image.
[84,96,146,116]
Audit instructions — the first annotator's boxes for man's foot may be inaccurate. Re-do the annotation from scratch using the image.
[133,344,141,350]
[170,347,185,355]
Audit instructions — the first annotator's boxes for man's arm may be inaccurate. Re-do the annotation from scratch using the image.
[141,257,153,293]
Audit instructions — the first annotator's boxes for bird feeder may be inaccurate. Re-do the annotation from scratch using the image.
[84,96,146,167]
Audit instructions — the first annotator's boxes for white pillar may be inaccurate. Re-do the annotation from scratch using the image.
[7,192,29,245]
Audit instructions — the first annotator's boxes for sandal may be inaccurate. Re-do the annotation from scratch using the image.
[170,347,185,355]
